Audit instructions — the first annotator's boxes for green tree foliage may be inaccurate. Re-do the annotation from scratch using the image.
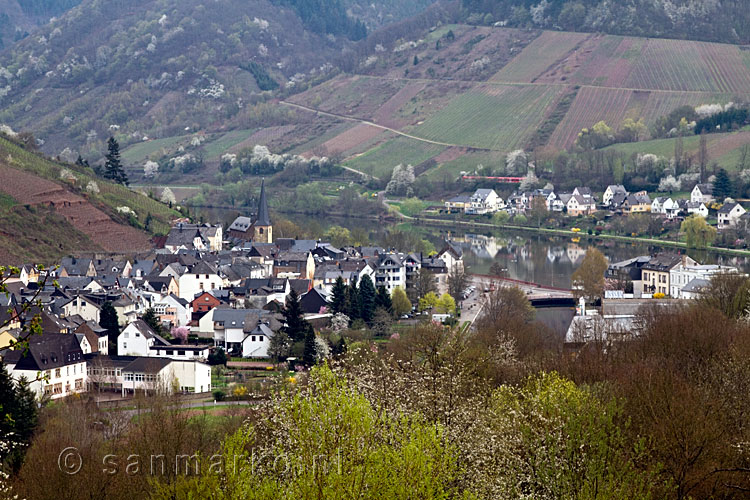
[435,293,456,314]
[141,308,164,336]
[329,276,348,315]
[695,106,749,135]
[302,326,316,365]
[100,301,120,356]
[358,275,377,325]
[575,121,615,150]
[151,366,459,499]
[270,0,367,40]
[571,248,608,303]
[492,372,658,498]
[391,287,412,317]
[101,136,128,186]
[207,346,228,366]
[681,214,717,249]
[239,61,279,91]
[419,291,439,312]
[374,285,392,314]
[323,226,352,248]
[268,331,291,364]
[281,288,310,342]
[0,368,38,471]
[712,168,732,199]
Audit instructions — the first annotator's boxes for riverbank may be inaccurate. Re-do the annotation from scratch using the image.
[409,216,750,257]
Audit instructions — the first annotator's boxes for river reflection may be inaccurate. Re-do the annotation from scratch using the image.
[197,208,750,289]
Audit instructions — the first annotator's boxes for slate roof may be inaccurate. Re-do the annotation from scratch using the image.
[255,179,271,226]
[229,216,254,233]
[3,333,83,371]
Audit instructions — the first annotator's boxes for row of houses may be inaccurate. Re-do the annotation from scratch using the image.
[446,183,743,228]
[606,253,738,299]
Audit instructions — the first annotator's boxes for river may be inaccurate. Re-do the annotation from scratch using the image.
[197,207,750,289]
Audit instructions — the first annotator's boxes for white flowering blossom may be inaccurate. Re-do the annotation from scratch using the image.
[59,147,77,163]
[0,124,17,137]
[59,168,77,182]
[470,56,490,73]
[739,169,750,184]
[190,135,205,147]
[116,206,136,216]
[158,14,168,27]
[375,43,386,52]
[678,172,700,187]
[363,55,378,67]
[393,40,423,52]
[331,313,350,333]
[196,78,225,98]
[258,44,268,57]
[62,115,73,126]
[636,153,661,170]
[143,160,159,178]
[314,336,331,362]
[658,175,681,192]
[519,171,538,192]
[695,102,733,118]
[253,17,270,30]
[506,149,528,174]
[86,129,97,142]
[160,187,176,204]
[86,180,100,193]
[386,164,416,196]
[109,124,120,131]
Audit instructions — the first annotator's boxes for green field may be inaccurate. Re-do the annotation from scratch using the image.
[408,85,563,150]
[345,137,445,178]
[121,135,191,165]
[201,129,256,160]
[422,150,507,181]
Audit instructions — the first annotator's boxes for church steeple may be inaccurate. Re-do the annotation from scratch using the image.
[253,178,272,243]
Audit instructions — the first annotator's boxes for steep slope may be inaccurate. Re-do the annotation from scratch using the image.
[0,0,369,157]
[284,25,750,180]
[0,134,182,263]
[0,1,82,49]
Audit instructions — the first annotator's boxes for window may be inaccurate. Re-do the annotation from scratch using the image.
[178,350,185,356]
[123,342,127,349]
[55,368,61,378]
[125,373,134,381]
[258,335,264,342]
[166,350,174,356]
[251,336,256,342]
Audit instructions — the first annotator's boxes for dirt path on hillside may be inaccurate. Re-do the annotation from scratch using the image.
[279,101,494,151]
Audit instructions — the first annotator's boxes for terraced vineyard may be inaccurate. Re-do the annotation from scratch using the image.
[491,31,589,83]
[344,137,446,179]
[407,84,564,150]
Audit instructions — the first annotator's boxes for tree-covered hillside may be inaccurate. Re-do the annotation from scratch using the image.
[0,0,82,49]
[462,0,750,44]
[0,0,372,157]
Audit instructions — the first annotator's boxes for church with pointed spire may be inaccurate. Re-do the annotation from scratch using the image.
[252,179,272,243]
[227,179,273,243]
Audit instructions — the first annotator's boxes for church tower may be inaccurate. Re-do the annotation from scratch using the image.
[253,179,272,243]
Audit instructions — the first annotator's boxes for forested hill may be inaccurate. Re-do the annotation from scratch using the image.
[0,1,82,49]
[0,0,377,156]
[461,0,750,44]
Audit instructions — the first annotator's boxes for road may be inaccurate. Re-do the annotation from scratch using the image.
[280,100,492,151]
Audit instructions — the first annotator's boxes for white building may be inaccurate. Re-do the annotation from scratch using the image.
[717,202,746,229]
[691,184,714,204]
[603,185,627,207]
[466,189,502,215]
[4,334,87,400]
[373,254,407,293]
[669,264,738,298]
[686,202,709,218]
[118,320,170,357]
[177,262,223,301]
[88,356,212,395]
